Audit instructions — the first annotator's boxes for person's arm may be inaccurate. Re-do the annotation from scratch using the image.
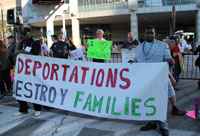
[169,72,176,87]
[163,43,173,64]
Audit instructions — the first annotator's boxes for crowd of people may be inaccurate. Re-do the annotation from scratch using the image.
[0,27,200,136]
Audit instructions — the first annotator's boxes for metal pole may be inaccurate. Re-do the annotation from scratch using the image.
[172,0,176,34]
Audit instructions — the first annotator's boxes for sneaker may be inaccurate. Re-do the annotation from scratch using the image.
[160,128,169,136]
[140,122,157,131]
[34,111,41,117]
[171,107,186,116]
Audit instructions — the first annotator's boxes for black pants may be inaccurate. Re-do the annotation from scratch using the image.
[0,69,12,95]
[18,101,42,113]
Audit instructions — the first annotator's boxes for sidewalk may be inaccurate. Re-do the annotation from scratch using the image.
[0,80,199,136]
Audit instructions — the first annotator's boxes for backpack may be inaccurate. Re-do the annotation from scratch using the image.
[51,41,69,59]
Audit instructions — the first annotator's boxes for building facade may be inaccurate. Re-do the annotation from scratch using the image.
[17,0,199,47]
[0,0,16,39]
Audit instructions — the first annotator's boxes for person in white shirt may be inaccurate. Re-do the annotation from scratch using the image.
[179,34,192,53]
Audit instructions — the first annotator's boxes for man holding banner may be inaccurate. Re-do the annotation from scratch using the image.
[135,26,185,136]
[87,29,112,63]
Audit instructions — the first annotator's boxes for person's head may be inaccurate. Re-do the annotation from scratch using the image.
[127,32,133,41]
[7,35,15,44]
[51,35,58,42]
[96,29,104,40]
[144,26,156,42]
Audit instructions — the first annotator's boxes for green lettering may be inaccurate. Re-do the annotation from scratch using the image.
[124,97,130,115]
[131,98,141,116]
[73,91,84,108]
[111,97,121,115]
[144,97,156,116]
[83,93,92,111]
[106,96,112,114]
[92,96,104,113]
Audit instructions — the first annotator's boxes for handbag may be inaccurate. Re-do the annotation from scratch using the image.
[195,56,200,67]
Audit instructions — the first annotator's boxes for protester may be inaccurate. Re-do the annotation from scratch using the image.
[15,40,43,117]
[135,27,186,136]
[50,34,69,59]
[121,32,139,63]
[0,40,11,97]
[168,36,184,83]
[122,32,139,49]
[40,37,49,56]
[92,29,106,63]
[66,37,86,61]
[175,32,192,54]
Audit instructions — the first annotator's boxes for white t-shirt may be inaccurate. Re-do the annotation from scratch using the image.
[179,39,192,53]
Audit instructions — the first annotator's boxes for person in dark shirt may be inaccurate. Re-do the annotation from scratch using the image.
[50,34,69,59]
[16,40,42,117]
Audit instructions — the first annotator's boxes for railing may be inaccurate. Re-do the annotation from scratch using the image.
[78,0,128,12]
[86,52,200,80]
[180,54,200,80]
[138,0,196,8]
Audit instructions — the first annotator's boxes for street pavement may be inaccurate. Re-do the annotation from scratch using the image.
[0,80,200,136]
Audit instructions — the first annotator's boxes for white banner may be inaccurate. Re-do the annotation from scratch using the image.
[14,54,169,121]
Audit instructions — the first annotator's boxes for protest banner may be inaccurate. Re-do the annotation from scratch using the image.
[87,39,112,60]
[14,54,169,121]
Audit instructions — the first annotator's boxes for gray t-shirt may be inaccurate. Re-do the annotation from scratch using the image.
[135,40,175,97]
